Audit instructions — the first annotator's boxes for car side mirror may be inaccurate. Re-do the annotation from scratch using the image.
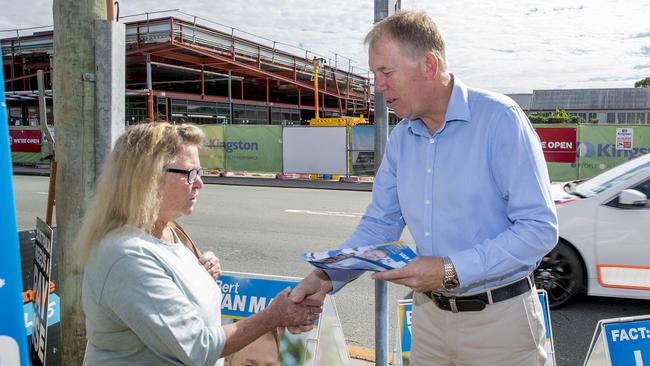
[618,189,648,207]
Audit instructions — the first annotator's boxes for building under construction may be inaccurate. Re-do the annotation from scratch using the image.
[2,11,373,127]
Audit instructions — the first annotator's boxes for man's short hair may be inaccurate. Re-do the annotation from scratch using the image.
[365,10,447,71]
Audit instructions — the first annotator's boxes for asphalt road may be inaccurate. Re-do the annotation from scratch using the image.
[12,175,650,365]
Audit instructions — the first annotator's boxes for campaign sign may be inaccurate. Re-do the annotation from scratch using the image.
[536,127,578,163]
[0,65,30,366]
[20,229,62,366]
[24,293,61,336]
[604,318,650,365]
[538,290,556,365]
[218,274,299,319]
[30,218,54,366]
[218,272,322,366]
[396,300,412,365]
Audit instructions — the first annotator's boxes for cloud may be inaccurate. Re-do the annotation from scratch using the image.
[568,48,591,55]
[582,76,639,83]
[634,64,650,70]
[489,48,515,54]
[631,32,650,39]
[1,0,649,92]
[551,5,584,12]
[641,46,650,56]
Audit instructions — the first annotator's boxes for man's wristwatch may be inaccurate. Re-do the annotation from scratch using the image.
[442,256,460,291]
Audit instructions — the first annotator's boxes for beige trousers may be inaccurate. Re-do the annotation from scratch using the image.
[409,288,546,366]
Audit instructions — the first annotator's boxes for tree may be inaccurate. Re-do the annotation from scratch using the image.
[527,108,583,124]
[635,77,650,88]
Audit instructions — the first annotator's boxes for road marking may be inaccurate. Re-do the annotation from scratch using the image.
[285,209,363,218]
[36,191,48,195]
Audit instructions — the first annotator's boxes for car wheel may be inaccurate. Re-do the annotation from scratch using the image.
[534,240,585,309]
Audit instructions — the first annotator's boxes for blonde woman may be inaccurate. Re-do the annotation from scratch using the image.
[81,123,319,365]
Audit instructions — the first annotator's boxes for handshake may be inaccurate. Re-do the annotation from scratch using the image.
[265,269,333,334]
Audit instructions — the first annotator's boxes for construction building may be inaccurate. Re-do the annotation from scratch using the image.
[2,11,373,127]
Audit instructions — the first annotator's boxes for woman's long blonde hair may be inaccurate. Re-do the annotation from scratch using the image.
[77,122,203,261]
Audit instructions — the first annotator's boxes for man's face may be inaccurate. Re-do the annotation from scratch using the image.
[369,37,428,120]
[228,333,279,366]
[362,249,388,260]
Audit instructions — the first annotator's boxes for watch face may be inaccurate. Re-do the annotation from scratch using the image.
[444,278,459,290]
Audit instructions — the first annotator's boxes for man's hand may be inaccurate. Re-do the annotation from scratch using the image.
[371,256,444,292]
[285,270,332,334]
[199,251,222,280]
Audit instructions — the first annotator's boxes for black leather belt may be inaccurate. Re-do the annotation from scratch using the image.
[423,274,534,313]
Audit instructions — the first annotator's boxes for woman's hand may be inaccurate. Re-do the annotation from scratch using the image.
[268,288,323,329]
[199,251,222,280]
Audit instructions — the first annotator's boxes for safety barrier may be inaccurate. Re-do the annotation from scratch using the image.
[10,124,650,182]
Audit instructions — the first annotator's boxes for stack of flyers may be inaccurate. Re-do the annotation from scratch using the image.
[302,241,417,272]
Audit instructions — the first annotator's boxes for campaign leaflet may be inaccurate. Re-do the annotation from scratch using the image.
[302,241,416,272]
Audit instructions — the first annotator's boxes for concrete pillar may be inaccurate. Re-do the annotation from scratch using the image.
[94,20,125,175]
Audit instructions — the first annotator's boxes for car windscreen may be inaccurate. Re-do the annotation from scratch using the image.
[574,155,650,197]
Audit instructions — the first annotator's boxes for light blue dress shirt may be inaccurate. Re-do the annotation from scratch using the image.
[328,76,558,295]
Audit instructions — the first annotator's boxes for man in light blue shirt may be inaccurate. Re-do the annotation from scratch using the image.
[290,11,557,365]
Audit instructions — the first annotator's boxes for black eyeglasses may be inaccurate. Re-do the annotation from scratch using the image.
[165,168,204,184]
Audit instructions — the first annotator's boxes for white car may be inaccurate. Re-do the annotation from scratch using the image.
[534,153,650,308]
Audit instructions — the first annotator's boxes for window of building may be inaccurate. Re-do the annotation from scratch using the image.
[170,98,230,124]
[126,96,148,125]
[8,107,23,126]
[270,107,301,125]
[233,104,268,124]
[588,112,598,123]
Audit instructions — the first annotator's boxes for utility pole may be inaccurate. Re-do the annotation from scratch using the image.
[52,0,107,364]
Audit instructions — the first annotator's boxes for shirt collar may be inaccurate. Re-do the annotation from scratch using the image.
[407,74,471,137]
[444,74,471,124]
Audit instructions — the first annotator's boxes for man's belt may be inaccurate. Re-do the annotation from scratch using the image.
[423,274,534,313]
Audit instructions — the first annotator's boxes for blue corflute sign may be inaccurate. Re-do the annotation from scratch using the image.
[604,319,650,365]
[0,62,30,366]
[218,274,299,319]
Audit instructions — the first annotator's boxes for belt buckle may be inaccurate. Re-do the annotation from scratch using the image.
[449,297,459,313]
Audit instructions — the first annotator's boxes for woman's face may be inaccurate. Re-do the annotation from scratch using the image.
[158,145,203,223]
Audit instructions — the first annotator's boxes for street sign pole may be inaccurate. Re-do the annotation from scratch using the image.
[373,3,400,366]
[0,52,30,366]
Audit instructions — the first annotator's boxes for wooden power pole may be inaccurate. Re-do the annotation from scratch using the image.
[52,0,106,364]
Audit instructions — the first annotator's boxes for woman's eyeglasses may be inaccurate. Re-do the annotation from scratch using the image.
[165,168,204,184]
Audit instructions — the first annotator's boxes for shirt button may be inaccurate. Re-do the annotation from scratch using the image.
[425,200,431,205]
[427,168,432,174]
[429,138,435,144]
[424,232,431,237]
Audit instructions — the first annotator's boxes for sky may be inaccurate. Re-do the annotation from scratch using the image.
[1,0,649,93]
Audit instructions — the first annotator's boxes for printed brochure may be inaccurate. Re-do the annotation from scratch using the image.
[302,241,416,272]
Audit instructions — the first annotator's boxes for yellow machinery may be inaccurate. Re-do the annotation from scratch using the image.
[307,57,369,127]
[308,115,369,126]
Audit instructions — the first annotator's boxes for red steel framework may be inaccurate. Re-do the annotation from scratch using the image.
[2,14,373,123]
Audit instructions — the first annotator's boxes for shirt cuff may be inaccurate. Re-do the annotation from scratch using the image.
[322,269,365,294]
[448,248,484,290]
